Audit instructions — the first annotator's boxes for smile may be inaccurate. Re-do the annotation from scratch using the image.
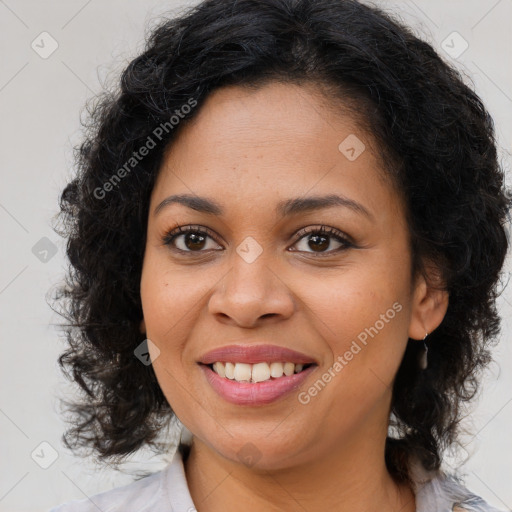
[209,361,314,383]
[200,362,317,406]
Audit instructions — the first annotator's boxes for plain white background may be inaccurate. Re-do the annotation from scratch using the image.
[0,0,511,510]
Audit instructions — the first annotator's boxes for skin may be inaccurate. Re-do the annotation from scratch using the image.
[139,81,449,512]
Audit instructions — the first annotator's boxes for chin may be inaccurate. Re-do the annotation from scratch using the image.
[206,436,309,472]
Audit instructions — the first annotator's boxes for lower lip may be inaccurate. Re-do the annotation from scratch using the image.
[199,363,317,406]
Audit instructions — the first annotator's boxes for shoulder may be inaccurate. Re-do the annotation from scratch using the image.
[47,467,167,512]
[410,459,506,512]
[48,444,197,512]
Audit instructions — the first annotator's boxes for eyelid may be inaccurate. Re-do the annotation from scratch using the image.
[162,223,355,255]
[291,225,354,247]
[161,224,223,249]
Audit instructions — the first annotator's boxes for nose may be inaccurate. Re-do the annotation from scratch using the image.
[208,253,295,328]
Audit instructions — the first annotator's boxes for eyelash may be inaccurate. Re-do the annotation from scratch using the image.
[161,224,355,257]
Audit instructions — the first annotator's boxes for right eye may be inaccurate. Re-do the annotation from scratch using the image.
[162,225,223,253]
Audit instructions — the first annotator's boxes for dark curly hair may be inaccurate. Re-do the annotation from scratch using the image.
[52,0,511,484]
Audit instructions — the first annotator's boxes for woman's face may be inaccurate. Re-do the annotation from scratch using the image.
[140,81,447,469]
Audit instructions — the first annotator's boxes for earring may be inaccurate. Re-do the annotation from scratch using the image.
[418,332,428,370]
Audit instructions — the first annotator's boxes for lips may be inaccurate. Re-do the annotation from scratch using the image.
[200,363,317,405]
[197,344,318,365]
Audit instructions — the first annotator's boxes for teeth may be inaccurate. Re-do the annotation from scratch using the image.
[233,363,252,382]
[283,362,295,376]
[210,361,309,382]
[270,362,284,378]
[225,362,235,380]
[212,362,225,378]
[252,362,271,383]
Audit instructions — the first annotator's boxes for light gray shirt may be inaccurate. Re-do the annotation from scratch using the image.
[48,447,505,512]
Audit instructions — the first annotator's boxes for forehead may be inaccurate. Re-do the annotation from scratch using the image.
[151,82,403,222]
[161,82,368,166]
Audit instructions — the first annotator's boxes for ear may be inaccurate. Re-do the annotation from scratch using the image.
[139,318,146,334]
[408,268,449,340]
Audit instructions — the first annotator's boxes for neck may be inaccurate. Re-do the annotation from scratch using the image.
[183,428,415,512]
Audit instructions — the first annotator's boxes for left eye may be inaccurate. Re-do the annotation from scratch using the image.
[291,226,353,255]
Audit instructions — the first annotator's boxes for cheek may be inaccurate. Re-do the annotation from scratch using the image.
[139,257,201,417]
[140,255,200,357]
[298,264,409,342]
[294,261,412,410]
[298,270,410,422]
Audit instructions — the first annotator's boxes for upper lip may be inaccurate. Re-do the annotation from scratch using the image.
[198,344,318,365]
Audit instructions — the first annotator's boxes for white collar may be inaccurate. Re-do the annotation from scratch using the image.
[158,445,502,512]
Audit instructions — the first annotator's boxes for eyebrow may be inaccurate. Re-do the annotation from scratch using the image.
[154,193,374,220]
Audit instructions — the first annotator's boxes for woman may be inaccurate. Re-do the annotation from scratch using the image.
[50,0,511,510]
